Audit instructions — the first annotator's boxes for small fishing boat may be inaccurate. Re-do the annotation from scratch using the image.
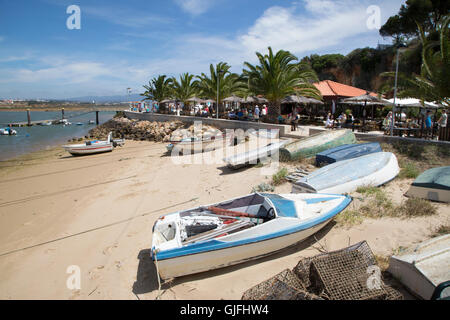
[292,152,399,194]
[76,122,83,126]
[315,142,382,167]
[279,129,357,161]
[406,166,450,203]
[58,119,71,125]
[388,234,450,300]
[88,120,96,125]
[112,138,125,147]
[167,133,231,154]
[63,132,114,156]
[223,140,290,169]
[40,122,52,126]
[0,128,17,135]
[151,192,352,279]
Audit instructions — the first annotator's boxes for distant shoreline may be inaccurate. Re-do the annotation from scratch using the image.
[0,105,127,112]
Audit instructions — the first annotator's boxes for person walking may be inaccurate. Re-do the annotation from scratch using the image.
[425,111,433,139]
[254,105,260,122]
[438,109,448,141]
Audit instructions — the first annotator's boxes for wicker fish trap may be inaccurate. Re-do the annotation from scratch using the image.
[293,241,403,300]
[241,269,323,300]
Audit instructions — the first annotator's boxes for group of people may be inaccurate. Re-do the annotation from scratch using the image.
[233,105,268,121]
[382,109,448,140]
[325,112,355,129]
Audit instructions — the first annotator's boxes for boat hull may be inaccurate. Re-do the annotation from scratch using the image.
[315,142,382,167]
[405,166,450,203]
[223,140,290,169]
[406,186,450,203]
[293,152,399,194]
[154,218,331,280]
[64,143,114,155]
[388,235,450,300]
[167,136,228,154]
[280,129,357,161]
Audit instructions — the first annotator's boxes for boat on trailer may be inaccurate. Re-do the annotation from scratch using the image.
[292,152,399,194]
[63,132,114,156]
[406,166,450,203]
[151,192,352,280]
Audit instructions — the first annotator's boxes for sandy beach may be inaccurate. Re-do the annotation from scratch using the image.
[0,139,448,300]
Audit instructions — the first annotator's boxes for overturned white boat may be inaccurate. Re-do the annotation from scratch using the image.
[388,234,450,300]
[292,152,399,194]
[63,132,114,156]
[151,192,352,280]
[223,140,290,169]
[406,166,450,203]
[167,133,232,154]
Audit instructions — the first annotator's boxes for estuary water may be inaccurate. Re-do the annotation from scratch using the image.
[0,110,116,161]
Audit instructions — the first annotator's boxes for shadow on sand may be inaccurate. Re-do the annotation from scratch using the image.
[132,221,336,296]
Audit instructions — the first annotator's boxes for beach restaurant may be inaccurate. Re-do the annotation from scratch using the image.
[313,80,378,113]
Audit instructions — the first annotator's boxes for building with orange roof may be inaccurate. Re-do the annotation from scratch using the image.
[314,80,378,102]
[313,80,379,115]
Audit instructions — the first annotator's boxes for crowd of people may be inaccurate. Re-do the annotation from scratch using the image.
[324,112,355,129]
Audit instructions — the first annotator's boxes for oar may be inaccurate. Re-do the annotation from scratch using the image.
[207,206,257,218]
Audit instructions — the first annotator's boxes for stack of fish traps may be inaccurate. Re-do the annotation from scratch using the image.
[242,241,403,300]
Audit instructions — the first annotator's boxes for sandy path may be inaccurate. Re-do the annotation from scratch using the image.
[0,140,448,300]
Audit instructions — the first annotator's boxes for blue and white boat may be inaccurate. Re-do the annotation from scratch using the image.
[0,127,17,135]
[293,152,399,194]
[315,142,382,167]
[151,192,352,279]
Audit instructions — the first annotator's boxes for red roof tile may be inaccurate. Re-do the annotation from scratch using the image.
[314,80,377,98]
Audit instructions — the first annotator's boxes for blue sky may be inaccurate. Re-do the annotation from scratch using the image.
[0,0,405,99]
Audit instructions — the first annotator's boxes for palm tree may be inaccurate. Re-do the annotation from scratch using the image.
[242,47,321,119]
[196,62,245,114]
[170,73,199,109]
[381,16,449,107]
[141,75,173,103]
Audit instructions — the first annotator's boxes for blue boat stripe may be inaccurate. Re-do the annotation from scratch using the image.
[154,196,352,261]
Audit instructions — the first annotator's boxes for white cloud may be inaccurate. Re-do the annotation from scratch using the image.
[174,0,217,15]
[1,0,404,98]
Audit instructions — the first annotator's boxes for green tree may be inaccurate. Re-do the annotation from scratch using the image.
[196,62,244,113]
[169,73,199,107]
[381,15,450,106]
[380,0,449,42]
[141,75,173,103]
[243,47,321,118]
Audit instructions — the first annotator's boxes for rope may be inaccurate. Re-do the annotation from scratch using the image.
[153,249,163,300]
[0,197,198,258]
[0,175,138,208]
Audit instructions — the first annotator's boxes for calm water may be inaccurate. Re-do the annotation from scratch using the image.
[0,111,116,161]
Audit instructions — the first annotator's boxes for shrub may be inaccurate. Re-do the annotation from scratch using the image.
[399,198,437,217]
[399,162,420,179]
[271,168,289,186]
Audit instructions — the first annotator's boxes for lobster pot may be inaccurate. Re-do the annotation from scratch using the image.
[293,241,403,300]
[241,269,322,300]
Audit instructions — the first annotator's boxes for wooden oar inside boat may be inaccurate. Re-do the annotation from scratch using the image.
[207,206,256,218]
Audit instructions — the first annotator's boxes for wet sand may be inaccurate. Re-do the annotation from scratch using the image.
[0,140,448,300]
